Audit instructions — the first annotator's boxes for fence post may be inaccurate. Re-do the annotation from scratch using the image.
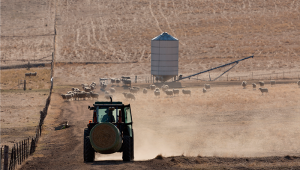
[0,146,2,169]
[4,145,9,170]
[23,80,26,91]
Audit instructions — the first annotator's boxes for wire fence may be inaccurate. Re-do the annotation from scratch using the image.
[101,70,300,85]
[1,53,54,170]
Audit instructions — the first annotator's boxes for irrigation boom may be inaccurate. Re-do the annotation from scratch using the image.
[175,55,254,81]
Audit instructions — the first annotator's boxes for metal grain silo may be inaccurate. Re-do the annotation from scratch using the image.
[151,32,178,82]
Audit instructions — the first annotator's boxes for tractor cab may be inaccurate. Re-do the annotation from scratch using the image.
[84,101,134,162]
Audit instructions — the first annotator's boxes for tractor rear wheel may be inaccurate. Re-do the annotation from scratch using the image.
[84,128,95,162]
[122,136,132,161]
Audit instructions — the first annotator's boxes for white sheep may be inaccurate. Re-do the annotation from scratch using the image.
[270,80,276,86]
[161,85,169,92]
[204,84,210,90]
[122,92,128,98]
[125,93,135,100]
[252,83,256,90]
[84,87,91,92]
[241,81,247,89]
[182,89,191,96]
[164,90,173,97]
[64,94,72,101]
[259,81,264,87]
[203,88,206,93]
[90,92,99,100]
[150,84,156,90]
[105,94,113,100]
[110,88,116,93]
[173,89,179,96]
[129,87,139,94]
[154,88,160,97]
[259,88,268,95]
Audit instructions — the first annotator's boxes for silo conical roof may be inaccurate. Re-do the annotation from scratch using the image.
[152,32,178,41]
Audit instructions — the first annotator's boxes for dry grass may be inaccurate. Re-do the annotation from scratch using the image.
[1,0,300,75]
[0,68,51,90]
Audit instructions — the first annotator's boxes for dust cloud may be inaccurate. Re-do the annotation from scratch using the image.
[91,83,300,161]
[128,84,300,160]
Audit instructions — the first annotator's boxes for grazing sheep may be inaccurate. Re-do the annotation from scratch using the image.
[82,84,89,89]
[161,85,169,92]
[110,88,116,93]
[111,78,116,84]
[204,84,210,90]
[61,94,67,100]
[182,89,191,96]
[143,88,148,94]
[105,94,113,100]
[116,79,121,84]
[132,86,140,90]
[90,92,99,99]
[72,92,78,100]
[165,90,174,97]
[77,92,87,100]
[173,89,179,96]
[64,94,72,101]
[259,88,268,95]
[30,72,37,76]
[252,83,256,90]
[72,87,75,91]
[150,84,156,90]
[270,80,276,86]
[100,82,107,89]
[25,73,31,77]
[84,87,91,92]
[203,88,206,93]
[129,87,139,94]
[259,81,264,87]
[73,88,80,92]
[125,93,135,100]
[241,81,247,89]
[154,88,160,97]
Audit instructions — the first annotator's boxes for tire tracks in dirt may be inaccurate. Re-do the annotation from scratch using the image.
[149,1,163,33]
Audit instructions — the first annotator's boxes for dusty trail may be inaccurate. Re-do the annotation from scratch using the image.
[20,82,300,169]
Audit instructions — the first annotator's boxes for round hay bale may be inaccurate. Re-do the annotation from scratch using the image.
[90,122,122,154]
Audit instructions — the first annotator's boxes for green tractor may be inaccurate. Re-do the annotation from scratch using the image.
[84,99,134,162]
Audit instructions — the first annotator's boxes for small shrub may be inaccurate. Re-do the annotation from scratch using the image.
[155,154,163,160]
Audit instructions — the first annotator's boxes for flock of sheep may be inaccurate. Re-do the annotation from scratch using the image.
[101,83,214,101]
[61,82,99,101]
[242,80,300,95]
[61,79,299,101]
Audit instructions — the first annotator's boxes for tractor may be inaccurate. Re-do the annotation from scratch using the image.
[84,98,134,162]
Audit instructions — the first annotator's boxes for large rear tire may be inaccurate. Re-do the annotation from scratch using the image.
[131,130,134,160]
[122,136,131,161]
[84,128,95,162]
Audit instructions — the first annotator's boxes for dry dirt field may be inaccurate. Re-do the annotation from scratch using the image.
[1,0,300,169]
[19,81,300,169]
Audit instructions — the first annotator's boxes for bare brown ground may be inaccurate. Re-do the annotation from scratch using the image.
[19,81,300,169]
[1,0,300,169]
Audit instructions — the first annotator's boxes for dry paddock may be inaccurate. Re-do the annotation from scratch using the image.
[16,80,300,169]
